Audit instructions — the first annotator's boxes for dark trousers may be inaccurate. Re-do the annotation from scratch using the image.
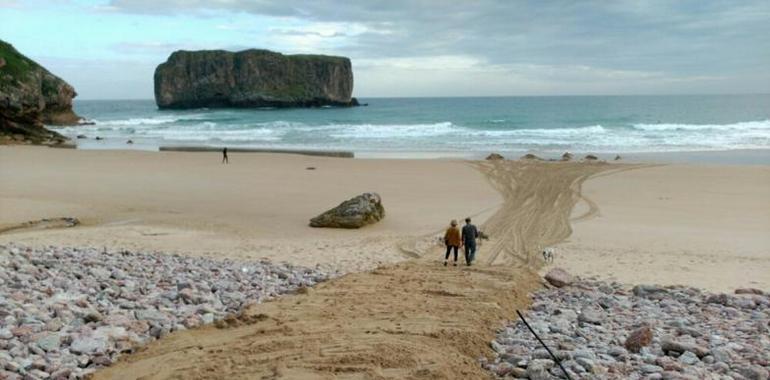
[445,245,459,261]
[464,243,477,264]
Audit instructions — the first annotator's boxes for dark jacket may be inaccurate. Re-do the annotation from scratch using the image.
[462,224,479,246]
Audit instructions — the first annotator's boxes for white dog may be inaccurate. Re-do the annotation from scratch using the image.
[542,247,555,263]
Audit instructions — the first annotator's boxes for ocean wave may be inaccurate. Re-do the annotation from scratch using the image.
[256,121,313,130]
[329,122,457,138]
[91,113,217,126]
[146,127,281,142]
[59,113,770,154]
[479,125,607,137]
[327,123,608,139]
[95,117,182,126]
[632,120,770,132]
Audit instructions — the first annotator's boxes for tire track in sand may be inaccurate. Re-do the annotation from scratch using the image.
[92,161,629,380]
[472,160,626,267]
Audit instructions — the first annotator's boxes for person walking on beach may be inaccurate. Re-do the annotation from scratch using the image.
[443,220,462,266]
[222,147,229,164]
[462,217,479,266]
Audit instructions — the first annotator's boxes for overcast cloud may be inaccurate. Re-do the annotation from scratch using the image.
[2,0,768,98]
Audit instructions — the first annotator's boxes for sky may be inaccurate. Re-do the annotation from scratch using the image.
[1,0,769,99]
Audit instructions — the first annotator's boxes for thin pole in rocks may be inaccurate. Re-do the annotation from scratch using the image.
[516,309,573,380]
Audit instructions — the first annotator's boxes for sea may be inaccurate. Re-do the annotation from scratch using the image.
[58,94,770,160]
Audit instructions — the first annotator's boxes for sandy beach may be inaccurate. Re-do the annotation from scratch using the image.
[557,164,770,291]
[1,146,769,379]
[0,146,500,272]
[3,2,769,377]
[2,146,768,289]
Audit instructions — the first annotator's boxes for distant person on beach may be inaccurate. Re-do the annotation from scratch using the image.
[222,147,229,164]
[462,217,479,265]
[443,220,462,266]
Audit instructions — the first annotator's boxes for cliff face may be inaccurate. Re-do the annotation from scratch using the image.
[0,40,81,144]
[154,49,357,109]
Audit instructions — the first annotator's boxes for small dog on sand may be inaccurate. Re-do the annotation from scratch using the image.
[542,247,555,263]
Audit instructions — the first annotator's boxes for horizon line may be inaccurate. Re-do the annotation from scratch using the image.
[76,93,770,101]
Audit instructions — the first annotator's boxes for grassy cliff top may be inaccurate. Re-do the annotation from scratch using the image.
[167,48,350,64]
[0,40,42,86]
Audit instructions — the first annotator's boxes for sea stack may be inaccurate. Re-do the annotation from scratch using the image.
[0,39,82,144]
[154,49,358,109]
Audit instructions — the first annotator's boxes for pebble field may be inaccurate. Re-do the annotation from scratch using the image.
[2,243,769,380]
[483,273,770,380]
[0,244,334,379]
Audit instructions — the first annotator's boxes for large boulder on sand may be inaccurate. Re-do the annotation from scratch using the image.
[310,193,384,229]
[544,267,574,288]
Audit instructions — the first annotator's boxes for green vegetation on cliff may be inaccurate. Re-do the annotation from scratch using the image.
[0,40,41,86]
[168,49,349,65]
[0,39,80,144]
[0,41,64,100]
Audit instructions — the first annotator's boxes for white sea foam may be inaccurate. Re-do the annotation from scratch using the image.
[58,114,770,154]
[258,121,314,130]
[144,126,281,142]
[477,125,607,137]
[632,120,770,132]
[96,117,184,126]
[329,122,457,138]
[326,123,609,139]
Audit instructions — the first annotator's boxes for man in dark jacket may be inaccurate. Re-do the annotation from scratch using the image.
[461,217,479,265]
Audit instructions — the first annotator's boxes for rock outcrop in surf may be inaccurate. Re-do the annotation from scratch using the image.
[0,39,82,144]
[154,49,358,109]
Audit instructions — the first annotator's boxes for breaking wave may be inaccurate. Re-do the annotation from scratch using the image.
[632,120,770,132]
[58,107,770,153]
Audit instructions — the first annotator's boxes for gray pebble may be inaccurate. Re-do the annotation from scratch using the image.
[485,272,770,379]
[0,244,333,375]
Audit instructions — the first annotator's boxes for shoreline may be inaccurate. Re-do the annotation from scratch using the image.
[158,146,354,158]
[36,134,770,164]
